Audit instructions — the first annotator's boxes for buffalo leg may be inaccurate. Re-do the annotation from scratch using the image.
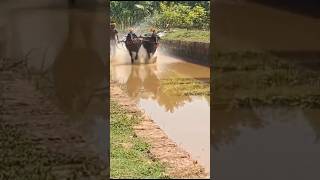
[129,51,134,63]
[147,51,151,59]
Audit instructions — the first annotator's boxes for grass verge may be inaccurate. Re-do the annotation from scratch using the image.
[160,70,210,97]
[162,28,209,43]
[110,100,168,179]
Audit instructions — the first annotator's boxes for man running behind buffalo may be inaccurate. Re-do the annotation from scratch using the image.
[110,22,119,57]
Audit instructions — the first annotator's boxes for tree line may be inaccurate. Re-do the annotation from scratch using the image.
[110,1,210,31]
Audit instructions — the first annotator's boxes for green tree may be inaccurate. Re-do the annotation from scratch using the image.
[110,1,210,31]
[189,5,209,29]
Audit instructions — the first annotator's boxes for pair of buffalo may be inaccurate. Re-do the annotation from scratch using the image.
[122,35,160,63]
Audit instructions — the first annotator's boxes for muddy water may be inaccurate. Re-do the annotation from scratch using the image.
[0,4,108,161]
[214,107,320,180]
[214,1,320,51]
[213,1,320,179]
[111,48,210,173]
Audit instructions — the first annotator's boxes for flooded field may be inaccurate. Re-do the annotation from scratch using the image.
[214,107,320,179]
[111,47,210,172]
[213,1,320,178]
[0,3,108,164]
[213,51,320,179]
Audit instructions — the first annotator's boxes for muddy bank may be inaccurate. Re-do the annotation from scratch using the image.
[110,80,208,179]
[160,40,210,66]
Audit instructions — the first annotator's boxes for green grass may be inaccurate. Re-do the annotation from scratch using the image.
[110,100,168,179]
[162,28,209,43]
[160,71,210,97]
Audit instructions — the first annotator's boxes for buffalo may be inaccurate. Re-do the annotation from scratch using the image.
[124,38,142,63]
[142,35,160,59]
[121,33,160,64]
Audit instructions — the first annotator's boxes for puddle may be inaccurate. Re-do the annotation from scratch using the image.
[213,51,320,179]
[0,5,108,160]
[213,107,320,180]
[111,48,210,172]
[139,97,210,170]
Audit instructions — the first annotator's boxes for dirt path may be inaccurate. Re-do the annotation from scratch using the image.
[0,58,107,179]
[110,80,209,179]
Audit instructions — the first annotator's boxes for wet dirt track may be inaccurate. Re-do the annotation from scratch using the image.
[110,47,210,174]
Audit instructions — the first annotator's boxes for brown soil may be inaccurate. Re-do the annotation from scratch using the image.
[110,80,209,179]
[0,58,108,179]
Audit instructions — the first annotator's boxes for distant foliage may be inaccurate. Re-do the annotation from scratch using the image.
[110,1,210,31]
[152,2,209,30]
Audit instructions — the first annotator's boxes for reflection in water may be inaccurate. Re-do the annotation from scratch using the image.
[126,64,160,100]
[53,9,105,115]
[213,108,264,149]
[50,8,107,161]
[125,64,194,113]
[111,48,210,173]
[212,50,320,179]
[140,96,210,172]
[157,88,193,113]
[214,106,320,180]
[112,50,199,113]
[303,110,320,143]
[0,3,107,162]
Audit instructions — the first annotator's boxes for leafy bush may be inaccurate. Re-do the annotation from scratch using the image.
[111,1,210,31]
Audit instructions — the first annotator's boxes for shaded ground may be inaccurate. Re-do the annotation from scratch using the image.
[0,58,107,179]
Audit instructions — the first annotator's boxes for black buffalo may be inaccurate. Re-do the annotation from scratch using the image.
[142,35,160,59]
[124,38,142,63]
[122,33,160,64]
